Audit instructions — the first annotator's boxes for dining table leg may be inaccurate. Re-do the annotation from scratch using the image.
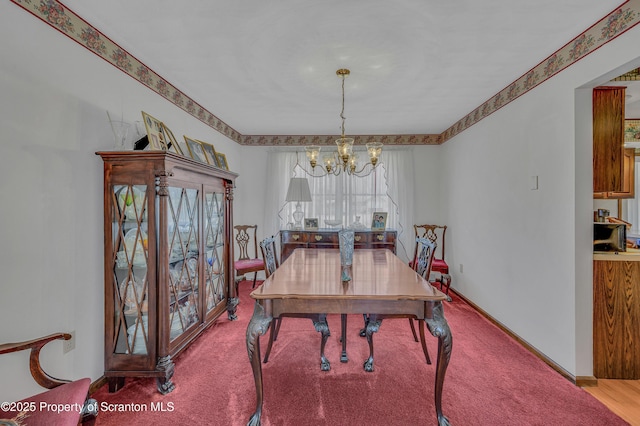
[425,301,452,426]
[312,314,331,371]
[340,314,348,362]
[363,314,382,372]
[246,302,273,426]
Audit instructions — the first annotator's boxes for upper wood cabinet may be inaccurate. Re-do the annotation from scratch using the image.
[593,86,626,193]
[594,148,635,199]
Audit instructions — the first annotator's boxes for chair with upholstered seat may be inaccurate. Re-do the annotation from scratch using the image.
[233,225,266,290]
[0,333,98,425]
[259,236,281,363]
[260,236,332,367]
[362,237,436,365]
[413,224,451,297]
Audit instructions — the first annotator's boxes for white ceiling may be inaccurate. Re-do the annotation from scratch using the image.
[62,0,629,137]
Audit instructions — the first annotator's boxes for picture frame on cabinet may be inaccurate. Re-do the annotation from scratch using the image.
[304,218,319,231]
[141,111,168,150]
[371,212,387,231]
[184,136,208,163]
[216,152,229,170]
[199,141,220,167]
[625,119,640,142]
[161,123,183,155]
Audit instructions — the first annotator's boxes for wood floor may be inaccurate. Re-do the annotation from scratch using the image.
[583,379,640,425]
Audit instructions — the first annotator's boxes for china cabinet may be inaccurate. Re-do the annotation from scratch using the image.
[98,151,238,394]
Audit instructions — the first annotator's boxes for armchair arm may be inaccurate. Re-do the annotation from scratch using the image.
[0,333,72,389]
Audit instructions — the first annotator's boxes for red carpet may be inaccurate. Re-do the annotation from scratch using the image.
[92,281,627,425]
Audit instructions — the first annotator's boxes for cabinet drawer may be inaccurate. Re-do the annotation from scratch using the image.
[371,232,394,243]
[281,231,309,243]
[309,232,338,244]
[353,232,368,243]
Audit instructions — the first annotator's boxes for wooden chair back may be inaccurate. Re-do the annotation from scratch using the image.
[414,224,447,263]
[234,225,259,261]
[260,235,279,278]
[411,237,436,279]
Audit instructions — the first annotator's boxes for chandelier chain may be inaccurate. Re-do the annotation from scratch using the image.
[340,74,346,138]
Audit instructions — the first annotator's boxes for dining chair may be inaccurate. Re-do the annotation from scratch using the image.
[413,224,452,297]
[361,237,436,365]
[260,236,332,366]
[413,224,448,275]
[233,225,266,290]
[259,235,281,363]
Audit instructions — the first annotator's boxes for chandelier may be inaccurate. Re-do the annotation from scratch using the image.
[304,69,382,176]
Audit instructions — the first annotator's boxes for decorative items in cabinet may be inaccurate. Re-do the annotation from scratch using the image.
[98,151,238,394]
[280,229,397,262]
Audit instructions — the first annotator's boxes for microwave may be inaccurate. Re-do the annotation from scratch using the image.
[593,223,626,252]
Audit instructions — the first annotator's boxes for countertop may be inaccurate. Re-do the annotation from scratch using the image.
[594,248,640,261]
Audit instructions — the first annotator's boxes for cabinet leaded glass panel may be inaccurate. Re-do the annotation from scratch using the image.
[112,184,149,355]
[204,191,226,312]
[167,186,200,341]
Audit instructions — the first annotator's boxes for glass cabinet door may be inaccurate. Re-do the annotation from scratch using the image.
[167,186,200,341]
[111,184,149,355]
[204,191,226,314]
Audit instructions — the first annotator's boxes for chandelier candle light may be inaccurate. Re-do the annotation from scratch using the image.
[285,177,312,229]
[305,69,383,176]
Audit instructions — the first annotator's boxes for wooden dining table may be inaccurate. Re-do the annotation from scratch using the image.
[245,248,452,426]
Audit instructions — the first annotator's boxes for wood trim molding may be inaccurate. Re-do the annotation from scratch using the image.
[576,376,599,387]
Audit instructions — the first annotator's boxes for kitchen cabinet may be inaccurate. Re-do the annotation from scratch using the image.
[98,151,238,394]
[593,255,640,379]
[593,86,626,194]
[593,148,635,199]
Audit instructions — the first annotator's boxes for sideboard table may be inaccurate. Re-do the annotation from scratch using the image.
[280,229,397,262]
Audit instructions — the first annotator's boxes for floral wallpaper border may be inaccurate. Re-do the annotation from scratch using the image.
[9,0,640,147]
[9,0,242,143]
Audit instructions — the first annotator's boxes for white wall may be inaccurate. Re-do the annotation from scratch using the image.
[0,3,240,402]
[423,24,640,376]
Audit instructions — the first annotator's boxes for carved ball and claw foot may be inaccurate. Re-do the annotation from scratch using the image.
[313,314,331,371]
[155,355,175,394]
[227,297,239,320]
[363,316,382,372]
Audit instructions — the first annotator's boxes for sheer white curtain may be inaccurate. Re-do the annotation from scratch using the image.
[264,148,415,261]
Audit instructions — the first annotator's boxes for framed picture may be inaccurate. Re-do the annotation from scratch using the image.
[304,218,319,231]
[624,119,640,142]
[199,141,219,166]
[161,123,183,155]
[141,111,168,150]
[216,152,229,170]
[371,212,387,231]
[184,136,208,163]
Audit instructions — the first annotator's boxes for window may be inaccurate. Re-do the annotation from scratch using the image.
[284,163,394,230]
[264,149,416,261]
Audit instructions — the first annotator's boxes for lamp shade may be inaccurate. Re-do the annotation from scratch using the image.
[285,177,312,202]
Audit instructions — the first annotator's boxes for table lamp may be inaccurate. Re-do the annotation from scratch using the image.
[285,177,312,229]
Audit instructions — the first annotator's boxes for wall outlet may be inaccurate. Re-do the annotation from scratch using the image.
[63,331,75,353]
[459,264,463,273]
